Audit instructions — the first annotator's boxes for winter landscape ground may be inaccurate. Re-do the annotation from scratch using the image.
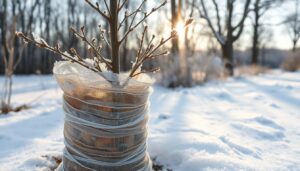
[0,70,300,171]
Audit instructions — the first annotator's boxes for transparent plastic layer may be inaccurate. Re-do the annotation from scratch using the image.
[53,62,153,171]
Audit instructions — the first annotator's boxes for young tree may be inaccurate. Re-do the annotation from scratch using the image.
[285,0,300,52]
[195,0,251,75]
[17,0,192,85]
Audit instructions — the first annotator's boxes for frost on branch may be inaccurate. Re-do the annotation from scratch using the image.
[32,33,49,47]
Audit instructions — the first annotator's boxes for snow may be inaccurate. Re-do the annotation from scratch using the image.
[1,71,300,171]
[32,33,49,46]
[0,76,64,171]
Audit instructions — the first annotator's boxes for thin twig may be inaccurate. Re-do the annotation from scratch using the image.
[132,67,160,77]
[103,0,111,17]
[137,26,148,58]
[119,1,167,44]
[129,30,177,78]
[118,0,129,12]
[16,32,99,72]
[85,0,110,21]
[118,8,140,31]
[70,27,112,70]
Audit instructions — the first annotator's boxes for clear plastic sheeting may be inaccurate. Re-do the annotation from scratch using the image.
[53,62,153,171]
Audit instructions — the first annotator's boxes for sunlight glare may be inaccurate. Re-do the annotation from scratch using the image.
[175,21,185,49]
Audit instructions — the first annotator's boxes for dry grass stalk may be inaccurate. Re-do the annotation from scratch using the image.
[282,52,300,71]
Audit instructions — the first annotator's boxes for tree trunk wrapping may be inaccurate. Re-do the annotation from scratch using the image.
[53,62,153,171]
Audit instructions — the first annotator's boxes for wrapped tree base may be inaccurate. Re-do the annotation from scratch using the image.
[54,62,153,171]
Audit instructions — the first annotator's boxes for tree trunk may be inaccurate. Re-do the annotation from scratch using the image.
[252,0,260,64]
[252,34,259,64]
[171,0,179,54]
[222,42,234,76]
[292,39,297,52]
[221,42,233,63]
[110,0,120,74]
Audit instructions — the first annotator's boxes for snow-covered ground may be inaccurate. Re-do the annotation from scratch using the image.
[0,71,300,171]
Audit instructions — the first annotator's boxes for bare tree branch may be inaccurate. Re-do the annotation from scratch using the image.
[70,27,112,70]
[118,0,129,12]
[119,1,167,44]
[16,32,100,72]
[233,0,251,41]
[85,0,110,21]
[212,0,222,34]
[198,0,225,45]
[104,0,111,17]
[129,30,178,78]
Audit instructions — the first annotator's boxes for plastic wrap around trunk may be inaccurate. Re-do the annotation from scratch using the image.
[53,62,153,171]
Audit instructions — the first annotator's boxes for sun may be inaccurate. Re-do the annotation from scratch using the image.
[175,20,186,48]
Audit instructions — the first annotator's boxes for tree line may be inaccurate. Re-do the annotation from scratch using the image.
[0,0,299,78]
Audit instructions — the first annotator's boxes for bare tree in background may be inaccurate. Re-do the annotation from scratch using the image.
[170,0,196,53]
[1,18,27,114]
[171,0,181,54]
[251,0,282,64]
[0,0,9,62]
[195,0,251,75]
[168,0,195,87]
[285,0,300,52]
[67,0,80,50]
[23,0,40,74]
[0,0,45,113]
[185,0,196,53]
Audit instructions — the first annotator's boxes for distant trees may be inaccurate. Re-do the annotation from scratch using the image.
[0,0,42,113]
[0,0,103,74]
[195,0,251,75]
[0,0,297,77]
[0,0,58,74]
[0,0,8,66]
[285,0,300,52]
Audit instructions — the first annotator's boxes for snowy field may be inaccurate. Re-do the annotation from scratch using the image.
[0,70,300,171]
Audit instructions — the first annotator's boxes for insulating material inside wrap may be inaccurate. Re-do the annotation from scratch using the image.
[53,61,153,171]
